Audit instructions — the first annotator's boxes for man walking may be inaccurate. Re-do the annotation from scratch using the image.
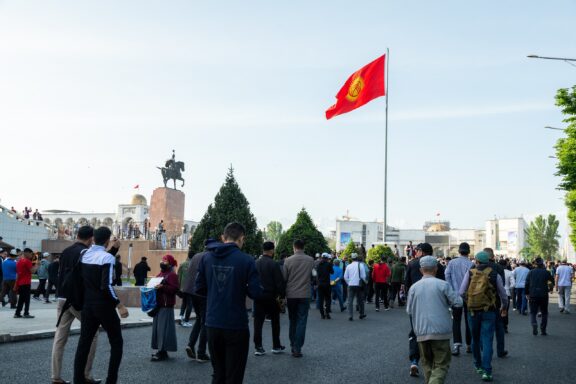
[344,253,367,321]
[513,261,530,315]
[389,256,407,307]
[316,253,334,319]
[195,223,262,383]
[459,251,508,382]
[330,259,346,312]
[183,240,215,363]
[526,257,555,335]
[555,260,574,314]
[14,248,37,318]
[33,252,51,302]
[372,255,391,311]
[73,227,129,384]
[283,239,315,358]
[253,241,285,355]
[132,257,150,287]
[485,248,508,358]
[445,242,474,356]
[178,252,193,327]
[405,243,445,378]
[407,256,463,384]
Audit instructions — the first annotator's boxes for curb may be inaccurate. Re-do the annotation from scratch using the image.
[0,319,154,344]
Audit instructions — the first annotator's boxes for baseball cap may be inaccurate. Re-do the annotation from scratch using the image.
[351,253,359,259]
[43,252,50,257]
[10,249,18,256]
[419,255,438,268]
[321,252,331,259]
[475,251,490,264]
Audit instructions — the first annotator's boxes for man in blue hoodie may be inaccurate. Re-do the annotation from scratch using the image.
[196,222,262,384]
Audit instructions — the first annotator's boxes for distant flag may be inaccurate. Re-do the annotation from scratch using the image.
[436,212,441,217]
[134,184,139,189]
[325,55,386,120]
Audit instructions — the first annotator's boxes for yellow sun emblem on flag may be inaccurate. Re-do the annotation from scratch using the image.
[346,75,364,102]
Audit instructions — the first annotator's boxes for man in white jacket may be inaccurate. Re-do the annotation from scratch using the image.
[344,253,367,321]
[407,256,463,384]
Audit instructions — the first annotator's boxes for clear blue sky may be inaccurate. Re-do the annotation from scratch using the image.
[1,0,575,233]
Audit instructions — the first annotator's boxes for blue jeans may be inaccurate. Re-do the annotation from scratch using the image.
[468,311,496,374]
[515,287,527,314]
[332,284,344,310]
[287,298,309,353]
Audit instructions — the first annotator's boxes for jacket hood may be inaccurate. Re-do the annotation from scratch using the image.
[206,242,239,258]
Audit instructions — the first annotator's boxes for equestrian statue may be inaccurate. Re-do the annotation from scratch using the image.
[157,150,185,189]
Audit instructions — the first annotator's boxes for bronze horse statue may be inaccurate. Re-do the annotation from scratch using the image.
[158,159,185,189]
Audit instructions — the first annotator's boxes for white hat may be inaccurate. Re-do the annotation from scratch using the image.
[321,252,331,259]
[351,253,359,259]
[10,249,18,256]
[43,252,50,257]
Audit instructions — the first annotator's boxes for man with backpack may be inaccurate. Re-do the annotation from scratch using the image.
[459,251,508,382]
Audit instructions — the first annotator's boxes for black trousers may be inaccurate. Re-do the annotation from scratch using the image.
[189,295,208,354]
[317,285,332,316]
[374,283,389,309]
[74,304,123,384]
[452,303,471,346]
[34,279,47,298]
[366,279,374,302]
[207,327,250,384]
[409,316,419,363]
[46,280,56,300]
[529,297,549,331]
[16,284,31,315]
[253,297,281,348]
[180,293,193,321]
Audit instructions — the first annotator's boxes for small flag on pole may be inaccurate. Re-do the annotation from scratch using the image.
[134,184,139,189]
[325,55,386,120]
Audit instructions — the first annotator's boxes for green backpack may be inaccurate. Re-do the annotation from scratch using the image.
[467,267,496,311]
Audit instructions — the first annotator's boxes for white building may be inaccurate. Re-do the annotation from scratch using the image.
[0,204,53,250]
[485,217,527,259]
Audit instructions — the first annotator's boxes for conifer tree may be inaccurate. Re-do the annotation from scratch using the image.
[276,208,330,259]
[190,167,263,256]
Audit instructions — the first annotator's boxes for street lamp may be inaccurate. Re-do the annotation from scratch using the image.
[544,126,566,131]
[527,54,576,67]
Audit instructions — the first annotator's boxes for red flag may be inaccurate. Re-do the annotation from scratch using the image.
[325,55,386,120]
[134,184,139,189]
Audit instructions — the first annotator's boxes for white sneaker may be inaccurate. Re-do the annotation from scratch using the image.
[181,321,193,328]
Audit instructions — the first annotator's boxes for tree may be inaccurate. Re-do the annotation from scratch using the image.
[189,167,263,256]
[555,86,576,248]
[265,221,283,243]
[340,240,358,261]
[367,244,395,265]
[523,214,560,261]
[276,209,330,259]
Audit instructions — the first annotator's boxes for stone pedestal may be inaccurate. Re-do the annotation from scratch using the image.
[149,188,185,240]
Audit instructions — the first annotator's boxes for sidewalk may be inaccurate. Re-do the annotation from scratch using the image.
[0,297,190,343]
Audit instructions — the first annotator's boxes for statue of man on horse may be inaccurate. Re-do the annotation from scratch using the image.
[158,150,185,189]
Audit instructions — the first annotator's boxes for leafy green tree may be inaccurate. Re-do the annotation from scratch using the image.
[340,240,358,261]
[555,86,576,249]
[367,244,395,265]
[524,214,560,261]
[276,209,330,259]
[265,221,283,243]
[190,167,263,256]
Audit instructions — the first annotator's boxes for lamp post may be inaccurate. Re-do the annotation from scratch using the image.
[544,126,566,131]
[527,54,576,67]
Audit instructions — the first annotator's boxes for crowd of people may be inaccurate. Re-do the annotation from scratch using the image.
[1,225,575,384]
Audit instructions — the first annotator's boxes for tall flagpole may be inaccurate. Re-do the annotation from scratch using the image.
[384,48,389,243]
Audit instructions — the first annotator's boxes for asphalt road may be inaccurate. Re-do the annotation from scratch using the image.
[1,302,574,384]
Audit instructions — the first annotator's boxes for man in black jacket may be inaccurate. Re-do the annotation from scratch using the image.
[132,257,150,286]
[525,257,554,336]
[404,243,445,378]
[253,241,286,356]
[485,248,508,357]
[316,253,334,319]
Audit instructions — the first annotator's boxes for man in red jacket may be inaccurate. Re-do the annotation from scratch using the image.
[15,248,37,318]
[372,256,391,311]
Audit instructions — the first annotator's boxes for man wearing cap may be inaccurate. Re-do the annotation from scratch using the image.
[316,252,334,319]
[344,252,367,321]
[445,242,474,356]
[133,257,150,287]
[512,260,530,315]
[525,257,555,335]
[404,243,445,378]
[1,249,18,308]
[33,252,51,302]
[14,248,38,318]
[407,256,463,384]
[459,251,508,382]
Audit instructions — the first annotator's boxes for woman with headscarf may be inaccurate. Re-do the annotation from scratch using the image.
[151,254,179,361]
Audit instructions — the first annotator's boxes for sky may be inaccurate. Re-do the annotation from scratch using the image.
[0,0,575,235]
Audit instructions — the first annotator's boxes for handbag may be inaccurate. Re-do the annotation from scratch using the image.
[140,287,159,317]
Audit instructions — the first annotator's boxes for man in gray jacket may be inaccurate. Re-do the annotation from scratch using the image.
[407,256,462,384]
[282,239,314,358]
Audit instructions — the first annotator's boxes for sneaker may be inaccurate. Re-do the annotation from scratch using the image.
[181,321,193,328]
[359,314,367,319]
[272,346,286,354]
[481,372,493,382]
[384,307,390,311]
[196,353,210,363]
[185,346,196,360]
[498,350,508,358]
[451,345,460,356]
[326,314,331,319]
[532,325,538,336]
[409,364,419,377]
[44,300,51,304]
[23,314,35,319]
[291,351,303,358]
[541,329,547,336]
[32,296,41,301]
[254,347,266,356]
[348,317,353,321]
[13,314,22,318]
[375,308,380,312]
[560,308,565,313]
[341,307,347,312]
[476,367,485,375]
